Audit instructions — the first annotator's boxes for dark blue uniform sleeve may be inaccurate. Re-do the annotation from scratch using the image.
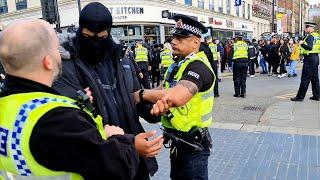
[301,35,314,51]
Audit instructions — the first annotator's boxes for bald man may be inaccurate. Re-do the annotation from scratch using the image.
[0,20,140,179]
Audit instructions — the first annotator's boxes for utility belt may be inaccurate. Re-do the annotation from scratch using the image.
[233,58,248,63]
[303,53,319,57]
[162,126,212,152]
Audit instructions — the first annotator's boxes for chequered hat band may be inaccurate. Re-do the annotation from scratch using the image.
[175,23,202,36]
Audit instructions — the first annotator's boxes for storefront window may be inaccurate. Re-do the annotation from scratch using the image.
[164,26,174,41]
[144,25,160,44]
[0,0,8,14]
[111,25,143,44]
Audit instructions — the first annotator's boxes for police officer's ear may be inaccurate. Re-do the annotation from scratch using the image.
[42,55,55,72]
[191,36,201,48]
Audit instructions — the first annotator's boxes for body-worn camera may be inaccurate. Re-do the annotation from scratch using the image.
[76,90,98,117]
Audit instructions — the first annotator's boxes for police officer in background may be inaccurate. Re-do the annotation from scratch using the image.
[291,22,320,101]
[160,42,174,80]
[135,41,151,89]
[232,35,249,98]
[0,19,140,180]
[151,44,162,88]
[206,35,220,97]
[135,14,215,180]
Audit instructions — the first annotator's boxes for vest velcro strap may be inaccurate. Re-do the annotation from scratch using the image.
[201,111,213,122]
[202,91,214,101]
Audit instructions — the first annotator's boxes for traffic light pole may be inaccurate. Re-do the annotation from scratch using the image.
[77,0,81,15]
[271,0,275,33]
[53,0,61,31]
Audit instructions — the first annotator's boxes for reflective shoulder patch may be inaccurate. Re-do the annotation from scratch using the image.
[187,71,200,79]
[0,126,9,157]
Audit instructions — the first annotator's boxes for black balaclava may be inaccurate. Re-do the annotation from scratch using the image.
[76,2,113,66]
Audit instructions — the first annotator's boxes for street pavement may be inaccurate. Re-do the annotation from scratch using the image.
[144,64,320,180]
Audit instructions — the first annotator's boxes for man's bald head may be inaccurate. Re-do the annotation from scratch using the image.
[0,19,58,74]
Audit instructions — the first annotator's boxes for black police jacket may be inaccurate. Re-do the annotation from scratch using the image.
[53,38,158,176]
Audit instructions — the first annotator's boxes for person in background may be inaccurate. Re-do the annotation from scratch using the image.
[225,39,233,72]
[206,36,220,97]
[291,22,320,101]
[232,35,248,98]
[278,39,290,78]
[135,41,151,89]
[160,42,174,80]
[265,40,273,75]
[215,39,224,82]
[288,39,300,77]
[247,40,257,77]
[151,44,162,88]
[252,39,260,68]
[259,40,268,74]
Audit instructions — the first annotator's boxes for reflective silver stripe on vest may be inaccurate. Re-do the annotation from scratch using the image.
[202,91,214,101]
[201,111,213,122]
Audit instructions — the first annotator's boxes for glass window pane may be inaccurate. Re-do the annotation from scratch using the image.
[185,0,192,6]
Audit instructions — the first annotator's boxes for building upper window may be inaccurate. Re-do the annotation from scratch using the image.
[185,0,192,6]
[236,6,240,17]
[226,0,231,15]
[218,0,223,13]
[16,0,27,10]
[209,0,214,11]
[242,1,246,18]
[198,0,204,9]
[248,3,251,19]
[0,0,8,14]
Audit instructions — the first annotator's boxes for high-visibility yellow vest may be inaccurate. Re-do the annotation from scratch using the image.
[162,52,215,132]
[208,43,218,60]
[301,32,320,55]
[160,49,174,68]
[233,41,248,59]
[0,92,106,180]
[135,46,148,62]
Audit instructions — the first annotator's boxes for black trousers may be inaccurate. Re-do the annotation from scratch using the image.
[212,60,219,96]
[248,58,255,75]
[296,55,320,99]
[279,56,287,74]
[151,69,161,88]
[233,62,249,96]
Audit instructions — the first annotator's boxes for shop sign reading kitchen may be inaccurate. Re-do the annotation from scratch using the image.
[108,7,144,20]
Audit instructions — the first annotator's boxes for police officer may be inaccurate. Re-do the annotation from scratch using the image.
[291,22,320,101]
[135,41,151,89]
[151,44,162,88]
[206,35,220,97]
[232,35,249,97]
[0,19,140,180]
[160,42,174,79]
[136,14,215,180]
